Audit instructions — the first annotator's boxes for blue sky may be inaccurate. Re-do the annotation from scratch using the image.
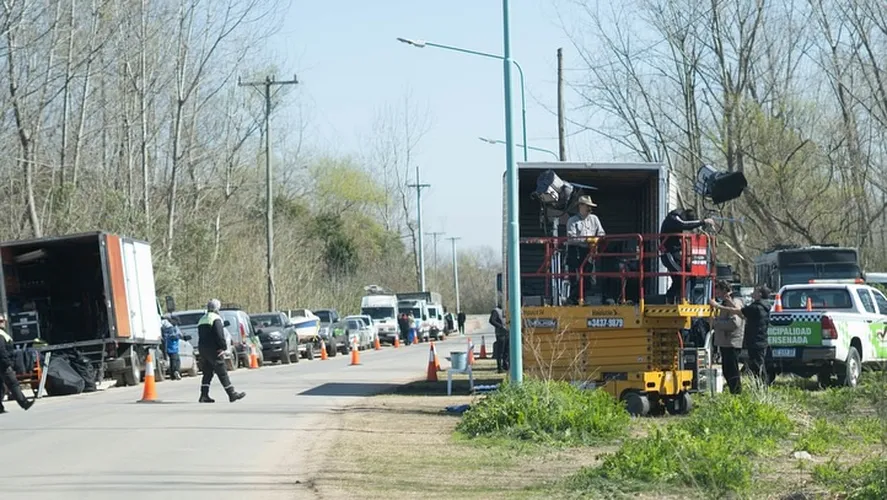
[268,0,608,254]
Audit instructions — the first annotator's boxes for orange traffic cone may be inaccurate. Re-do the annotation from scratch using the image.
[806,297,813,311]
[431,341,441,371]
[426,343,438,382]
[350,338,361,366]
[412,331,419,345]
[138,352,159,403]
[467,338,475,366]
[394,335,401,348]
[320,339,329,360]
[479,336,488,359]
[374,335,382,351]
[774,294,784,312]
[249,344,259,369]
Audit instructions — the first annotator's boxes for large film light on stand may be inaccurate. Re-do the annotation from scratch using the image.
[695,164,748,205]
[530,169,597,305]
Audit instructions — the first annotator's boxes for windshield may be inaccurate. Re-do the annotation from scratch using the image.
[428,307,438,317]
[172,312,203,326]
[315,311,333,323]
[781,264,861,285]
[782,288,854,310]
[347,319,362,330]
[251,314,282,327]
[362,307,394,320]
[405,308,421,318]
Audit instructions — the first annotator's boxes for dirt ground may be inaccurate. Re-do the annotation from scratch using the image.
[310,360,608,499]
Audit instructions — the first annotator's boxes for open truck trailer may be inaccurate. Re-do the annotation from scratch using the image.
[2,232,164,387]
[502,162,718,416]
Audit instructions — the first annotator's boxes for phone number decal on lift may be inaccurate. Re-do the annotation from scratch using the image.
[587,318,624,328]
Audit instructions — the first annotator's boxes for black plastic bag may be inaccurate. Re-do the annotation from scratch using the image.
[67,353,97,392]
[45,357,85,396]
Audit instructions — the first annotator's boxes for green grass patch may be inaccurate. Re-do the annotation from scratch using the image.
[568,392,794,497]
[813,457,887,500]
[794,418,842,455]
[455,379,630,445]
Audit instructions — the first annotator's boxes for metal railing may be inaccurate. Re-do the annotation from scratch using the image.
[518,232,717,306]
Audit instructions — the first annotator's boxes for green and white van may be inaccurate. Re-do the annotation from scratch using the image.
[767,282,887,387]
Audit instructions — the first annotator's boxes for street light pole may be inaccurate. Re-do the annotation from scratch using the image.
[396,37,528,163]
[478,137,559,160]
[408,166,431,292]
[238,74,299,312]
[502,0,523,384]
[447,237,461,315]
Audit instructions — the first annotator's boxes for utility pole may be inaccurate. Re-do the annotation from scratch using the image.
[447,237,461,314]
[425,231,446,272]
[407,166,431,291]
[557,48,567,161]
[238,74,299,312]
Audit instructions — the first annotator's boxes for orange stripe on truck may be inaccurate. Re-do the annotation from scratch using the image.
[105,234,132,338]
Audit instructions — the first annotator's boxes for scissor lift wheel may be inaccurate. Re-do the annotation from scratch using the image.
[622,390,651,417]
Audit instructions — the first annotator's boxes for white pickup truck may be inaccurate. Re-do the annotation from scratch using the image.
[767,282,887,387]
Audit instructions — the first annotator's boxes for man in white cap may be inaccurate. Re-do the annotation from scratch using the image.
[566,195,605,305]
[197,299,245,403]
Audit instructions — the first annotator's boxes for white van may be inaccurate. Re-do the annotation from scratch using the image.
[360,295,399,345]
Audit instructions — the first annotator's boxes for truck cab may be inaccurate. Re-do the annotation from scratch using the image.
[360,295,399,345]
[768,281,887,387]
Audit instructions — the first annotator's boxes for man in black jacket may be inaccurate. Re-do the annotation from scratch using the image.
[0,314,34,413]
[659,208,714,304]
[489,305,509,373]
[457,311,466,336]
[197,299,245,403]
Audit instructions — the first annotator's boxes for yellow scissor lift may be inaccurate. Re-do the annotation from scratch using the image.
[515,233,715,416]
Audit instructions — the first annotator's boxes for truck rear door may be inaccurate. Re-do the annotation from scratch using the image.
[120,238,161,343]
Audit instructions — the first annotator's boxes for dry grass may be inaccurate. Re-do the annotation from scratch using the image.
[311,360,611,499]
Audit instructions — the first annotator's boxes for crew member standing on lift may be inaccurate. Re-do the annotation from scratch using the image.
[659,208,714,304]
[566,196,605,305]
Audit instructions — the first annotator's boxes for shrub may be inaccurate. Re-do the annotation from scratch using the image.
[569,392,793,496]
[456,379,630,445]
[813,457,887,500]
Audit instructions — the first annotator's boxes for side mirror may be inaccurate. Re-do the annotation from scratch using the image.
[224,320,231,327]
[183,334,192,341]
[165,295,177,313]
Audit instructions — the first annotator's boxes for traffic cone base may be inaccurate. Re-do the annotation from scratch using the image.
[394,336,401,348]
[138,352,160,403]
[479,336,488,359]
[374,336,381,350]
[320,339,329,360]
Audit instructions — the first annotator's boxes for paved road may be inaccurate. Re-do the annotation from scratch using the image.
[0,318,491,500]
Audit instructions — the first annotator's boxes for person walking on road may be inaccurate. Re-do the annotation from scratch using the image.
[198,299,245,403]
[457,311,466,336]
[161,314,183,380]
[489,305,509,373]
[0,314,34,413]
[398,313,410,345]
[710,281,744,394]
[711,284,772,386]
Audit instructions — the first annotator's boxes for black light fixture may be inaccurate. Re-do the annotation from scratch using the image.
[694,164,748,204]
[531,169,597,218]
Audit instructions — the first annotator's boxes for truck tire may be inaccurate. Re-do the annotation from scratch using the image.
[123,350,141,387]
[838,347,862,388]
[305,344,315,360]
[327,342,337,357]
[154,354,166,382]
[292,345,300,363]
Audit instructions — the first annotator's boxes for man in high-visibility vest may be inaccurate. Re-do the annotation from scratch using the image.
[0,313,34,413]
[197,299,245,403]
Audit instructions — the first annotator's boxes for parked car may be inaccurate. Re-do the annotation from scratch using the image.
[344,315,375,349]
[315,308,341,356]
[220,307,263,368]
[170,309,237,370]
[324,320,352,355]
[252,312,299,364]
